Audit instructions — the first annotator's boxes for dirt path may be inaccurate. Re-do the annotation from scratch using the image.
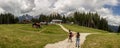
[44,24,92,48]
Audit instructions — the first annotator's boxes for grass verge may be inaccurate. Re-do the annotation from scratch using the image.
[82,33,120,48]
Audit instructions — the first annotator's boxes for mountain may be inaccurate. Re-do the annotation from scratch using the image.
[108,25,119,32]
[18,14,33,22]
[33,15,40,19]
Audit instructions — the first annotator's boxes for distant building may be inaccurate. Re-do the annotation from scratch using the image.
[22,20,31,24]
[51,19,62,24]
[40,22,47,25]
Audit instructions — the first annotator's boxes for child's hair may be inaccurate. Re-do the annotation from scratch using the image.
[77,32,80,36]
[76,32,80,38]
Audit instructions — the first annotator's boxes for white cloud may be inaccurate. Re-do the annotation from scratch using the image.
[0,0,35,15]
[0,8,5,13]
[106,15,120,26]
[96,8,112,17]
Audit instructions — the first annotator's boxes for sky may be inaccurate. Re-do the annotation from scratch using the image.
[0,0,120,26]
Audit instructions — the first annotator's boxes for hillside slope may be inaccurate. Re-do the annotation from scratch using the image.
[62,24,109,33]
[0,24,67,48]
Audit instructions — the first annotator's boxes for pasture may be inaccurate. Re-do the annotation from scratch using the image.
[0,24,67,48]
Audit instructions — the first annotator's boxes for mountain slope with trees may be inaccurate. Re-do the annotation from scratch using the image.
[73,12,111,31]
[0,13,19,24]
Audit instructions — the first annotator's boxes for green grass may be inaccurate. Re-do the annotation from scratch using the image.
[62,24,109,33]
[82,33,120,48]
[0,24,67,48]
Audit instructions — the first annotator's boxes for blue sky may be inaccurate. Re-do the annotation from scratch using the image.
[112,5,120,15]
[104,4,120,16]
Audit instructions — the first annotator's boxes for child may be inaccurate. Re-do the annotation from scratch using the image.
[76,32,80,48]
[68,30,73,42]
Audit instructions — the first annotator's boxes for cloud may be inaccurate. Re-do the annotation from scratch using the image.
[0,0,118,15]
[0,0,119,26]
[0,0,35,15]
[0,8,5,13]
[27,0,52,15]
[106,15,120,26]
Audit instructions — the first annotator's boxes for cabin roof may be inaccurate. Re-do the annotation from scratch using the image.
[52,19,62,21]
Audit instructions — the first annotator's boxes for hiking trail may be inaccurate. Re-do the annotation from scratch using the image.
[44,24,92,48]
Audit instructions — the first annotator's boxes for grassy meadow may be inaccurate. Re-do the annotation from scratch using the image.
[0,24,67,48]
[82,33,120,48]
[62,24,109,33]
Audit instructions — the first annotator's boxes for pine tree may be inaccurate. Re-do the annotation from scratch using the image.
[118,25,120,33]
[73,11,110,32]
[0,13,18,24]
[14,17,19,23]
[62,15,66,23]
[39,14,47,22]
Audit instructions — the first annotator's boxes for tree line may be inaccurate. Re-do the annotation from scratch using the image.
[1,12,119,32]
[0,13,19,24]
[31,12,111,32]
[31,13,74,23]
[73,12,111,31]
